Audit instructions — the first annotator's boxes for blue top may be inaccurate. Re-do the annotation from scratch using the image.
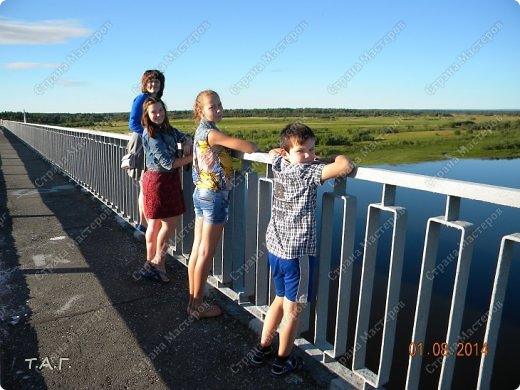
[129,93,149,135]
[142,127,188,172]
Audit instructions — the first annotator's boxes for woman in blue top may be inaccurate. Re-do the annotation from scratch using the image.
[128,69,165,235]
[140,97,192,283]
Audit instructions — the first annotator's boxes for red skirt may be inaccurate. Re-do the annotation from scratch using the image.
[142,170,186,219]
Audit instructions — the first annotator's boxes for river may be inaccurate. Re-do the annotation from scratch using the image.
[318,157,519,389]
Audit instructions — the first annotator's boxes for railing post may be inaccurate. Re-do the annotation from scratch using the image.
[349,178,407,388]
[229,166,247,289]
[445,195,461,221]
[241,161,259,303]
[406,217,474,390]
[477,233,520,389]
[256,177,272,309]
[175,165,194,257]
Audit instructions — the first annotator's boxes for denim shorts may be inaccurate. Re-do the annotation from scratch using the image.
[193,188,230,225]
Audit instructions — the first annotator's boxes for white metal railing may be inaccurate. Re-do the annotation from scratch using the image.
[2,120,519,390]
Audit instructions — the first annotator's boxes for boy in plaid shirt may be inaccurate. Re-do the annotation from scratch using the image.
[250,123,354,376]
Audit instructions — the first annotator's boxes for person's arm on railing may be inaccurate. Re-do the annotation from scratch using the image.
[320,155,355,181]
[145,133,192,170]
[173,128,193,156]
[208,130,258,154]
[268,148,284,161]
[268,148,354,180]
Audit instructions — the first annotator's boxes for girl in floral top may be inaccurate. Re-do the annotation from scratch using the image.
[188,90,257,318]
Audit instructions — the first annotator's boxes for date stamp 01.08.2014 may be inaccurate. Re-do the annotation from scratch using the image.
[408,342,488,358]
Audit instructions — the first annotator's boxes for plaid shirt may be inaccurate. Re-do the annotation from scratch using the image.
[266,154,325,259]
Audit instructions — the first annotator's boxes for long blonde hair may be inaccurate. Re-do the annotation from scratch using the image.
[193,89,219,121]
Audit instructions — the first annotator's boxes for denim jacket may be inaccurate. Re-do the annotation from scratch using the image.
[142,127,189,172]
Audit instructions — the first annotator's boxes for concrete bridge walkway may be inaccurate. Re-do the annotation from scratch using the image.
[0,128,335,389]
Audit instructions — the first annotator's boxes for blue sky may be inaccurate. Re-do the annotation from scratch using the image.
[1,0,519,113]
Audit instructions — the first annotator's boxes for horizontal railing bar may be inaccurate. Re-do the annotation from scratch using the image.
[21,122,131,141]
[352,167,520,209]
[234,151,520,209]
[238,151,272,164]
[17,121,520,210]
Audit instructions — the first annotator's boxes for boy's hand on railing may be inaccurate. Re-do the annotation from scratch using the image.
[320,155,356,181]
[318,155,355,171]
[314,156,335,164]
[268,148,284,161]
[336,155,355,175]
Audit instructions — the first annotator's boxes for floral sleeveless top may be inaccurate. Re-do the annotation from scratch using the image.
[192,119,233,191]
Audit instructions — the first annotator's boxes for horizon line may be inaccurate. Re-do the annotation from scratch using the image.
[3,107,520,115]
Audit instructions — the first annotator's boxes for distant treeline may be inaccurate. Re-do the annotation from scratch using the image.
[1,108,517,128]
[0,112,129,128]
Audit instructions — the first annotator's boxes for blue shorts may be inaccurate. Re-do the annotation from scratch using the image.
[268,253,316,303]
[193,188,229,225]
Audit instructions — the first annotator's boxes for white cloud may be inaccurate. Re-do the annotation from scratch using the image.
[4,62,60,69]
[0,19,91,44]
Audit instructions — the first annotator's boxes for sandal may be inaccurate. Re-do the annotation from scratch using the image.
[151,267,170,284]
[190,303,222,319]
[187,296,193,315]
[138,261,156,279]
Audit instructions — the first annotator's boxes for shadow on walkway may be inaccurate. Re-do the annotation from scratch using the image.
[0,128,328,389]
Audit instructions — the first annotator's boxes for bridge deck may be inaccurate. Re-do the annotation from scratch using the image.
[0,128,335,389]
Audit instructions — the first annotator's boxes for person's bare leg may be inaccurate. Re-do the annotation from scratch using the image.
[277,300,303,357]
[145,218,159,266]
[138,183,147,229]
[151,217,176,281]
[260,296,284,347]
[191,222,224,318]
[187,217,203,313]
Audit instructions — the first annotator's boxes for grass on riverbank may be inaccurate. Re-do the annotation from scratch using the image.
[89,113,520,166]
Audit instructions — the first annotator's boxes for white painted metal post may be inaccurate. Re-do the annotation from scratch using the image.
[477,233,520,389]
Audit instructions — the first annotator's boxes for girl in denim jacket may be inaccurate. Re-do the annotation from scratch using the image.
[128,70,165,235]
[140,97,192,283]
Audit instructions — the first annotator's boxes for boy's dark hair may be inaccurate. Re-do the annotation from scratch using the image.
[280,123,316,151]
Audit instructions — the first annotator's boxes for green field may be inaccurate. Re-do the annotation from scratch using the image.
[92,113,520,166]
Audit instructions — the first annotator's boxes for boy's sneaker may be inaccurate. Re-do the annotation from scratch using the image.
[248,344,273,367]
[270,355,303,377]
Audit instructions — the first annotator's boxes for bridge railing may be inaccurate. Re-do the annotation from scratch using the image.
[2,120,519,390]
